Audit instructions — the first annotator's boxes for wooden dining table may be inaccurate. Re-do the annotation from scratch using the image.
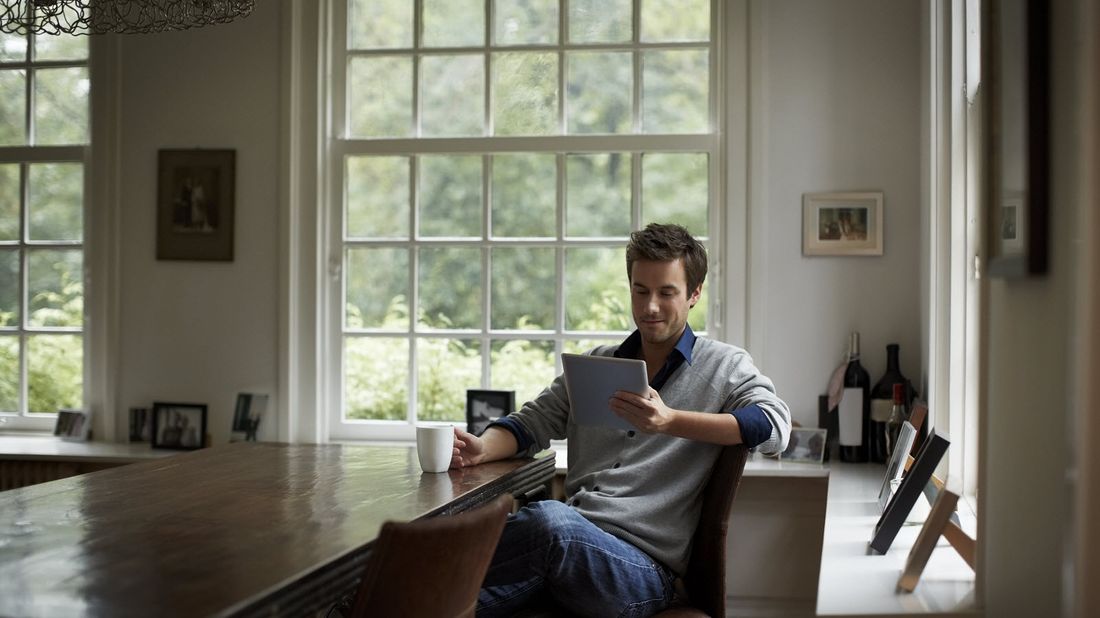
[0,442,555,617]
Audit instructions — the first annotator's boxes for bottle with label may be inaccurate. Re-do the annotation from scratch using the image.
[838,332,871,463]
[870,343,916,461]
[884,383,906,459]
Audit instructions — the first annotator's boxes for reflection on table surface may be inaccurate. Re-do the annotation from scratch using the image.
[0,442,554,617]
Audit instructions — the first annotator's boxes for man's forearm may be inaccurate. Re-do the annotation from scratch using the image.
[665,409,744,445]
[478,426,520,463]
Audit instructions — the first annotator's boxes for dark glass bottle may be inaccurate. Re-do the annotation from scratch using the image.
[885,383,906,459]
[870,343,917,460]
[838,332,871,463]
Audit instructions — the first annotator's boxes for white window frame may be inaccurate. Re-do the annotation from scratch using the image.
[324,0,723,441]
[0,33,93,434]
[925,0,981,501]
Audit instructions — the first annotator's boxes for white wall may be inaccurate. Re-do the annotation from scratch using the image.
[112,2,283,444]
[742,0,923,426]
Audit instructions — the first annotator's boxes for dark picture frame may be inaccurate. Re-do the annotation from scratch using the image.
[54,409,91,441]
[152,402,208,450]
[466,389,515,435]
[156,149,236,261]
[869,430,950,554]
[128,407,151,442]
[986,0,1049,277]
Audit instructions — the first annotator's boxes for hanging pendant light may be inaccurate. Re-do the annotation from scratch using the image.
[0,0,255,35]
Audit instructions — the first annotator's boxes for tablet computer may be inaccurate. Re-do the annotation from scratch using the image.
[561,353,648,431]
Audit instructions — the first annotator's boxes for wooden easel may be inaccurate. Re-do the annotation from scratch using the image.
[900,454,976,569]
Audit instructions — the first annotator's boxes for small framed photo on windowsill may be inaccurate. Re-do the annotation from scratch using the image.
[466,390,515,436]
[152,402,207,450]
[55,409,91,442]
[779,427,827,464]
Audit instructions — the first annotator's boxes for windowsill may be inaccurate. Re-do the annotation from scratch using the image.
[816,462,978,616]
[0,434,180,463]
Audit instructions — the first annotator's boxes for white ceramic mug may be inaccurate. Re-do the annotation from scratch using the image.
[416,424,453,473]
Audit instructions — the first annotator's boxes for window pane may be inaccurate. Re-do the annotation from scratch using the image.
[419,155,482,237]
[349,0,413,49]
[0,32,26,62]
[418,338,480,422]
[568,0,631,43]
[35,33,88,62]
[566,51,631,134]
[418,247,481,329]
[345,337,407,420]
[34,67,88,145]
[642,50,708,133]
[423,0,484,47]
[346,247,409,328]
[640,0,710,42]
[566,153,630,237]
[493,52,558,136]
[564,247,631,331]
[346,156,409,238]
[0,70,26,147]
[491,154,555,237]
[491,339,554,405]
[0,164,18,241]
[28,334,81,413]
[28,162,82,241]
[348,56,412,138]
[0,249,17,327]
[494,0,558,45]
[421,54,484,137]
[491,247,554,329]
[642,153,708,236]
[27,249,82,328]
[0,335,16,411]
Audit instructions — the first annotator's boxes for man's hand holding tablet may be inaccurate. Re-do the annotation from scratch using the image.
[561,354,648,432]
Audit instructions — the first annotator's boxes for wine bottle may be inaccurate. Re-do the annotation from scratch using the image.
[838,332,871,463]
[870,343,916,460]
[885,383,906,459]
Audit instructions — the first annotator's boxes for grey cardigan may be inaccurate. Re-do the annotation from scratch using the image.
[508,337,791,575]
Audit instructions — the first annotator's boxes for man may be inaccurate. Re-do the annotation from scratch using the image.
[452,223,791,617]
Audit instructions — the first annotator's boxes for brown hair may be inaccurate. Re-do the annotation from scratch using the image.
[625,223,708,294]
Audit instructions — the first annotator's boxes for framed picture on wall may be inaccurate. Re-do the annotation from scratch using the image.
[802,191,884,256]
[156,149,236,261]
[986,0,1049,277]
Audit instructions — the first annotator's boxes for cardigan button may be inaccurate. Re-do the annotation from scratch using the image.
[627,431,636,438]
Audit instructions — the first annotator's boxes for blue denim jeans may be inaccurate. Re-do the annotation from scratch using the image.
[476,500,675,618]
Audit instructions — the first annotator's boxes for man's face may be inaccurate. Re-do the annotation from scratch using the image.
[629,258,701,347]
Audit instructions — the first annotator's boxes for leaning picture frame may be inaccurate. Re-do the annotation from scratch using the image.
[156,149,236,261]
[877,421,918,511]
[869,430,951,554]
[802,192,884,256]
[151,402,208,450]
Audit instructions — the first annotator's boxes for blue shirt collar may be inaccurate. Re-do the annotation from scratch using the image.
[613,324,696,365]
